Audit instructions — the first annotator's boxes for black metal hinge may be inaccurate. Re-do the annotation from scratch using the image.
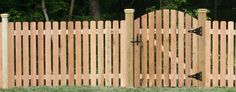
[188,27,202,36]
[131,34,141,45]
[188,72,202,81]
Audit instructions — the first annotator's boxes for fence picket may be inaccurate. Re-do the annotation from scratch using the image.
[205,21,211,87]
[141,14,148,87]
[170,10,177,87]
[148,12,155,87]
[185,15,192,87]
[8,22,14,87]
[192,18,199,86]
[113,21,119,87]
[75,21,82,86]
[23,22,29,87]
[220,21,226,87]
[120,20,126,87]
[134,18,140,87]
[178,11,184,87]
[45,22,51,86]
[105,21,112,86]
[15,22,22,87]
[90,21,97,86]
[68,21,74,86]
[38,22,44,86]
[60,22,67,85]
[212,21,219,87]
[30,22,37,86]
[156,10,162,87]
[227,21,234,87]
[52,22,59,86]
[98,21,104,86]
[83,21,89,85]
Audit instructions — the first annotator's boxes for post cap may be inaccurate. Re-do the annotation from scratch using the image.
[124,9,135,14]
[1,14,9,18]
[198,9,208,13]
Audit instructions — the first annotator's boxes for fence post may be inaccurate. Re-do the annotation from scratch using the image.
[1,14,9,89]
[197,9,207,87]
[124,9,135,87]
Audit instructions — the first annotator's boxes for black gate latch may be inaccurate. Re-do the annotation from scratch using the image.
[188,27,202,36]
[131,34,141,45]
[188,72,202,81]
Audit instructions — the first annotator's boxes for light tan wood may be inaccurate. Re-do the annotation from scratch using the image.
[141,14,147,87]
[156,10,162,87]
[178,11,184,87]
[68,21,74,86]
[75,21,82,86]
[98,21,104,86]
[120,20,127,87]
[185,15,192,87]
[220,21,226,87]
[105,21,112,86]
[227,21,234,87]
[148,12,155,87]
[212,21,219,87]
[45,22,51,86]
[170,10,177,87]
[112,21,119,87]
[205,21,211,87]
[23,22,29,87]
[15,22,22,87]
[192,18,199,86]
[60,21,67,85]
[0,23,2,87]
[83,21,89,85]
[52,22,59,86]
[134,18,140,87]
[90,21,97,86]
[30,22,37,86]
[8,22,14,87]
[163,9,169,87]
[37,22,44,86]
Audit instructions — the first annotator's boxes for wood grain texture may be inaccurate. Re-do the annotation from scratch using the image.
[23,22,29,87]
[192,18,199,86]
[185,15,192,87]
[156,10,162,87]
[45,22,51,86]
[134,18,140,87]
[105,21,112,86]
[163,9,170,87]
[15,22,22,87]
[30,22,37,86]
[212,21,219,87]
[90,21,97,86]
[0,23,2,88]
[141,14,147,87]
[205,21,211,87]
[75,21,82,86]
[112,21,119,87]
[8,22,14,87]
[68,21,74,86]
[220,21,226,87]
[60,21,67,85]
[170,10,177,87]
[83,21,89,85]
[37,22,44,86]
[52,22,59,86]
[178,11,184,87]
[227,21,234,87]
[98,21,104,86]
[120,20,126,87]
[148,12,155,87]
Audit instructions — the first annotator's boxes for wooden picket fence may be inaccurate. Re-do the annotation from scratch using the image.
[0,9,235,88]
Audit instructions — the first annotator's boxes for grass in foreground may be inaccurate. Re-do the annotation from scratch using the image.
[0,86,236,92]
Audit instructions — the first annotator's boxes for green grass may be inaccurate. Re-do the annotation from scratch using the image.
[0,86,236,92]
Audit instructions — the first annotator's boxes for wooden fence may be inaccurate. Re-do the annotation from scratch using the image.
[0,9,236,88]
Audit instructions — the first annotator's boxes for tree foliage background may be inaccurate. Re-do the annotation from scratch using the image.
[0,0,235,21]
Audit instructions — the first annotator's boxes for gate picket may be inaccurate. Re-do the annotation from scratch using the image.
[185,15,192,87]
[156,10,162,87]
[192,18,199,86]
[178,11,184,87]
[134,18,140,87]
[141,14,148,87]
[113,21,119,87]
[212,21,219,87]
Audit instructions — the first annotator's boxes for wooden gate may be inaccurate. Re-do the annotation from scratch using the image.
[133,9,206,87]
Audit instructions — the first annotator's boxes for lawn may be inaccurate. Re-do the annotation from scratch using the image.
[0,86,236,92]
